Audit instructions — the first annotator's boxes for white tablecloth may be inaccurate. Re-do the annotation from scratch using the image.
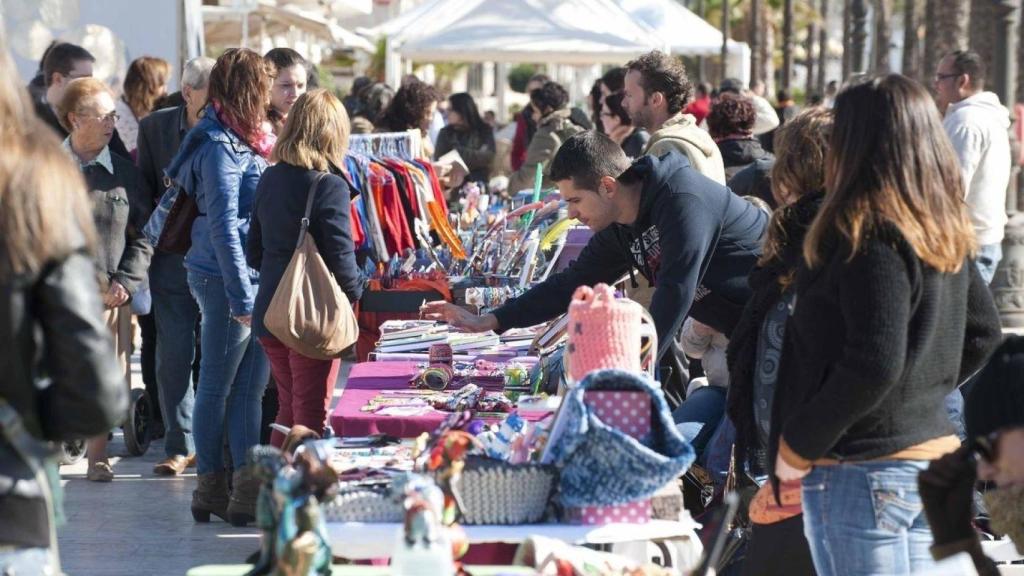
[327,518,701,560]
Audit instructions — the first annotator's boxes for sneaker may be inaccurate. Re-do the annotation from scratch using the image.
[87,462,114,482]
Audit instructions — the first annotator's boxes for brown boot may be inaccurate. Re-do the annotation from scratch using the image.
[191,471,229,523]
[227,466,260,527]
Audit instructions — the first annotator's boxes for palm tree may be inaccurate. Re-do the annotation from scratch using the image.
[923,0,970,81]
[817,0,829,94]
[807,16,819,97]
[901,0,921,81]
[750,0,763,85]
[873,0,892,73]
[842,0,852,80]
[782,0,795,89]
[968,0,996,75]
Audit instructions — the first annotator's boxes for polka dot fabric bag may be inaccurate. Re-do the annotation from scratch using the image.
[546,369,695,508]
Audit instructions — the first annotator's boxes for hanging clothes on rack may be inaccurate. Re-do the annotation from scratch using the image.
[345,130,446,264]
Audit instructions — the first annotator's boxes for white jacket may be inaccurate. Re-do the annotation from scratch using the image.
[943,91,1012,246]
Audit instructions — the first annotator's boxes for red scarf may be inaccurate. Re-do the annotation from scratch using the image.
[212,100,276,159]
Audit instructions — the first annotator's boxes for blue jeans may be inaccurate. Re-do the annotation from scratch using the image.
[801,461,935,576]
[151,253,199,458]
[672,385,726,457]
[0,547,54,575]
[188,272,269,474]
[975,242,1002,285]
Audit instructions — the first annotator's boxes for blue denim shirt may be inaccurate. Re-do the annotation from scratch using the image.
[165,105,267,315]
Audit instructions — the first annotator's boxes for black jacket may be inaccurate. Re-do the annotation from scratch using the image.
[0,247,126,548]
[433,125,495,182]
[136,105,188,211]
[621,129,651,159]
[34,97,132,160]
[83,154,153,296]
[727,157,776,209]
[771,224,1002,471]
[726,192,822,471]
[493,151,767,359]
[718,137,773,182]
[247,163,365,339]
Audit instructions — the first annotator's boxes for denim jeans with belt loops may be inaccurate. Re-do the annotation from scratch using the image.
[801,460,935,576]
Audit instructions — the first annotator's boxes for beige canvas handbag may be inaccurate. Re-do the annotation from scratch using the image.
[264,172,358,359]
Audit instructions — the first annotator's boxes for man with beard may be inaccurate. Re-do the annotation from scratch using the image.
[919,335,1024,575]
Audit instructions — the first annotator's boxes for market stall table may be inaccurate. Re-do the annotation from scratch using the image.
[330,361,550,438]
[326,519,703,568]
[187,566,535,575]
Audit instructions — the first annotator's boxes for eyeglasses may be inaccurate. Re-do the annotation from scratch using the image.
[85,111,119,124]
[970,430,1004,463]
[934,72,961,82]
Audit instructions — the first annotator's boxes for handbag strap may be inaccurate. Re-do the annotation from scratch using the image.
[298,172,328,250]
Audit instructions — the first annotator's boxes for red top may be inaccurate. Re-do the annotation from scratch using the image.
[684,96,712,125]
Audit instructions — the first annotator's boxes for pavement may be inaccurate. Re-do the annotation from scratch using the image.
[57,353,351,576]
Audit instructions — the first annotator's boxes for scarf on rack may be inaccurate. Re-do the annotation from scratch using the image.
[212,99,276,159]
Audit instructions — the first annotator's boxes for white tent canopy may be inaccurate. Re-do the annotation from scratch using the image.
[617,0,750,82]
[388,0,665,64]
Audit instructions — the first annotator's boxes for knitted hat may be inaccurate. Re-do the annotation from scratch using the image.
[566,284,642,383]
[965,335,1024,439]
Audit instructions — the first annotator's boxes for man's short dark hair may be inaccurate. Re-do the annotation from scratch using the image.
[719,77,744,94]
[528,73,551,85]
[43,42,94,87]
[549,131,632,191]
[696,82,712,97]
[948,50,986,90]
[625,50,693,115]
[529,81,569,114]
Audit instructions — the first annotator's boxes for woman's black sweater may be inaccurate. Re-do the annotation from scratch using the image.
[769,223,1001,472]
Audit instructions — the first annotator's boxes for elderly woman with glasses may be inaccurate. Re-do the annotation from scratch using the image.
[57,77,153,482]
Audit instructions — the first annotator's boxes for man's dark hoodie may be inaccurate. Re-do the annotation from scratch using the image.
[492,151,767,360]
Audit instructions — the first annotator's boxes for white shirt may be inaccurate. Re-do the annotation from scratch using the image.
[943,91,1012,246]
[114,98,139,154]
[62,137,114,174]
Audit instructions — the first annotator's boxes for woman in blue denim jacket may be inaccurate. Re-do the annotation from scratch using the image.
[164,48,276,527]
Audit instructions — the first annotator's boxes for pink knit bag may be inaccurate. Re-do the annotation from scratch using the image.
[566,283,642,383]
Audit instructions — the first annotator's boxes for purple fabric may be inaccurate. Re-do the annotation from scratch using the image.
[331,362,549,438]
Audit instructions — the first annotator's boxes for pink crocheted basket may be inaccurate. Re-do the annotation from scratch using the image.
[566,284,642,383]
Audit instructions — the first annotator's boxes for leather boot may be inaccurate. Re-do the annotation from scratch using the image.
[227,466,260,527]
[191,471,229,523]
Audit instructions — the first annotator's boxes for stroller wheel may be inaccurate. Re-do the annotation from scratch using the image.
[123,389,152,456]
[58,439,87,466]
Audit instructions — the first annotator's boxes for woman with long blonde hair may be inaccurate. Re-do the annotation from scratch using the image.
[770,75,1002,576]
[248,89,363,448]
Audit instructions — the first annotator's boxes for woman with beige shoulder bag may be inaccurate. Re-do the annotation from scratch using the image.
[247,89,364,450]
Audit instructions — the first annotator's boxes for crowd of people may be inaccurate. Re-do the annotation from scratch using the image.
[0,20,1022,576]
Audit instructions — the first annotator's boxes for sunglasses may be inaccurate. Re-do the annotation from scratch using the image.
[970,430,1003,463]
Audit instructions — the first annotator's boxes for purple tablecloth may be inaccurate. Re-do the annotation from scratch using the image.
[331,361,548,438]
